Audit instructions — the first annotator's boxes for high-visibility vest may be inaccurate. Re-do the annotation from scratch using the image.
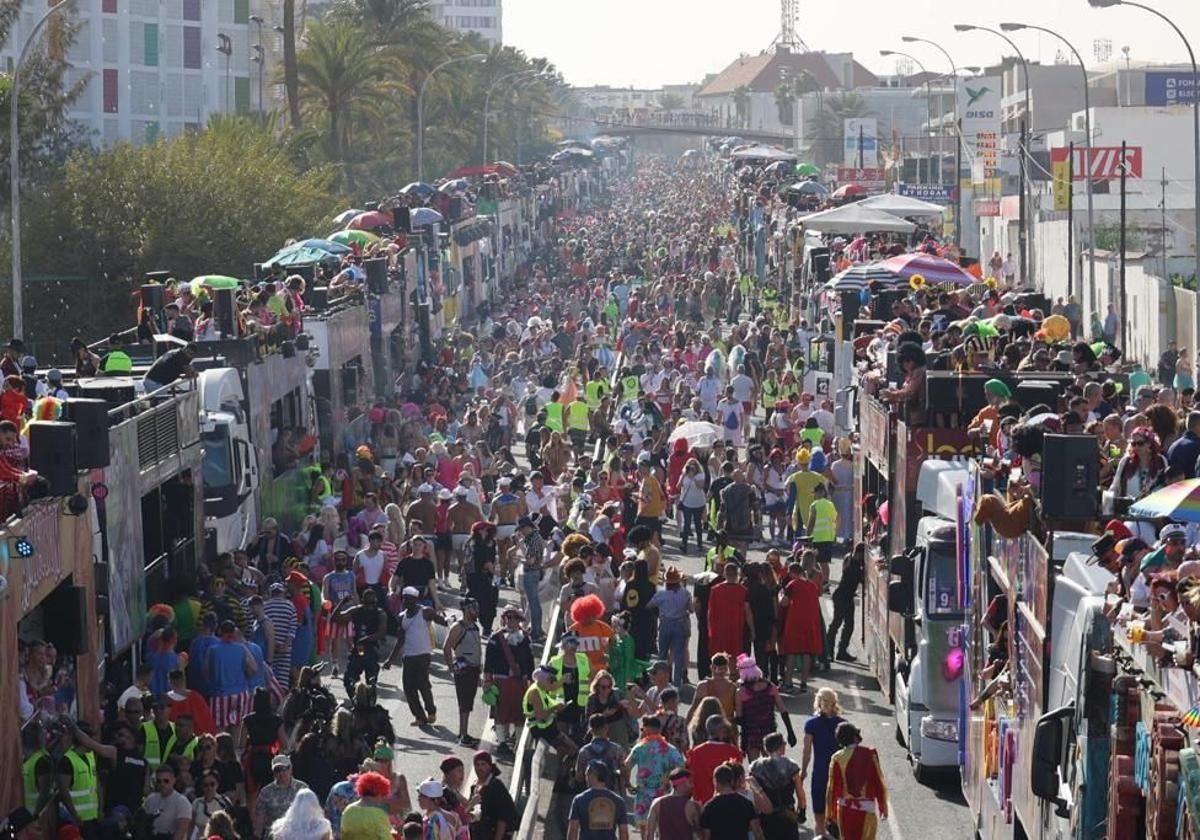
[568,400,591,432]
[705,545,738,573]
[545,402,564,433]
[585,379,609,409]
[63,750,100,822]
[522,683,558,729]
[549,652,591,706]
[100,350,132,374]
[762,380,779,409]
[23,749,48,814]
[165,732,198,761]
[810,498,837,543]
[622,375,639,400]
[142,720,175,771]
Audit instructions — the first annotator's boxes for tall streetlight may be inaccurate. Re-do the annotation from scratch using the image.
[1001,22,1097,310]
[1088,0,1200,332]
[903,36,963,247]
[216,33,233,112]
[881,50,939,185]
[956,23,1035,285]
[10,0,70,340]
[483,69,547,166]
[249,14,265,119]
[418,53,487,181]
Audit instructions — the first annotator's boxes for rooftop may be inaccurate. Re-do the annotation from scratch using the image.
[696,47,878,98]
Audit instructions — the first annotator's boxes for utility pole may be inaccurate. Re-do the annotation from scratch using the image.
[1120,139,1128,349]
[1018,117,1027,285]
[1067,141,1075,299]
[858,124,865,169]
[1161,167,1169,289]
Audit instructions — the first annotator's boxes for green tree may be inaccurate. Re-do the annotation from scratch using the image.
[807,92,870,167]
[657,92,685,112]
[282,0,302,127]
[732,85,751,128]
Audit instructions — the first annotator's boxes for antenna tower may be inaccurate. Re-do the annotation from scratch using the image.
[779,0,809,52]
[1094,38,1113,63]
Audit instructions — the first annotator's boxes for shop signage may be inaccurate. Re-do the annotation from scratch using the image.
[1144,71,1200,106]
[897,183,955,204]
[974,199,1000,217]
[1048,145,1142,180]
[835,167,886,192]
[843,118,879,168]
[958,77,1002,182]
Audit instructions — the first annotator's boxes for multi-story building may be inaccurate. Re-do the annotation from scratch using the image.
[1,0,287,147]
[428,0,502,46]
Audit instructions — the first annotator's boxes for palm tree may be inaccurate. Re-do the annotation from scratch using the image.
[732,84,751,128]
[657,92,685,112]
[807,92,869,167]
[282,0,302,127]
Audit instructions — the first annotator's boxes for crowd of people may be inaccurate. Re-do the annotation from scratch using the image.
[7,154,905,840]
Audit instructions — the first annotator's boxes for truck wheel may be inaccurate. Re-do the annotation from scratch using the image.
[887,640,897,704]
[895,720,906,747]
[912,760,933,786]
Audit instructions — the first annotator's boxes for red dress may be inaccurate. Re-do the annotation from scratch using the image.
[707,581,748,657]
[779,577,823,656]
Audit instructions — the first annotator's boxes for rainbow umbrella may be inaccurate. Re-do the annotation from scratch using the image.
[1129,478,1200,522]
[329,229,380,247]
[880,252,976,287]
[1182,705,1200,727]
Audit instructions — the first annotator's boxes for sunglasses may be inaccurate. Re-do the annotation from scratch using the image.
[156,778,174,786]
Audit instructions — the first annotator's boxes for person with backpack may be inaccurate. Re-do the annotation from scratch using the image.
[749,732,806,839]
[574,713,628,789]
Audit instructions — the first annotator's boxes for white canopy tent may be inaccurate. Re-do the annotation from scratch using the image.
[857,193,947,218]
[797,203,917,233]
[730,145,798,162]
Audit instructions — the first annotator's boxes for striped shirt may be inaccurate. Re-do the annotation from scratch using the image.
[260,597,297,688]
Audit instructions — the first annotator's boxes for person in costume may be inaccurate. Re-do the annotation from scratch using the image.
[826,722,889,840]
[706,560,751,660]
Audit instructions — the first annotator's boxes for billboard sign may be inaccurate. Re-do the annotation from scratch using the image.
[958,77,1002,182]
[836,167,886,192]
[1048,145,1142,180]
[1145,71,1200,106]
[897,183,955,204]
[843,118,878,168]
[974,199,1000,217]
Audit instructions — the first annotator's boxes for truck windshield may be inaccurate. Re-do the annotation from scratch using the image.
[925,544,964,618]
[202,428,235,491]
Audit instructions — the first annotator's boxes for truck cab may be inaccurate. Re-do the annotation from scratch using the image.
[891,461,967,782]
[199,368,259,554]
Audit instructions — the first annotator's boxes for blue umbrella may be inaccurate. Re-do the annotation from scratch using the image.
[265,238,351,267]
[410,207,444,227]
[400,181,436,197]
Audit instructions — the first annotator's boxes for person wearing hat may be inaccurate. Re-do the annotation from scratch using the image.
[650,567,692,686]
[443,597,484,746]
[417,777,462,838]
[471,750,518,838]
[567,759,631,840]
[252,754,309,838]
[383,585,447,726]
[404,483,439,543]
[524,664,578,759]
[968,379,1013,450]
[549,631,592,738]
[483,607,535,754]
[439,755,470,825]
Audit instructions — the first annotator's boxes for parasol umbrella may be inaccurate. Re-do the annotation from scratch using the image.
[831,183,867,201]
[399,181,436,197]
[667,421,725,450]
[783,180,829,196]
[332,208,361,227]
[329,229,381,247]
[763,160,792,177]
[825,263,902,293]
[881,252,976,287]
[1129,479,1200,521]
[410,206,444,227]
[264,238,351,267]
[439,178,469,193]
[347,210,392,231]
[795,162,821,177]
[190,275,243,297]
[730,145,797,162]
[797,204,916,234]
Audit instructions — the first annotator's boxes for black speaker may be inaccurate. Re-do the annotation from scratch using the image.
[64,398,110,469]
[214,287,237,337]
[925,373,991,418]
[393,206,411,234]
[839,292,861,337]
[365,258,388,294]
[1040,433,1099,519]
[78,379,137,411]
[140,283,164,311]
[28,421,77,497]
[253,263,266,280]
[809,248,831,284]
[42,584,88,655]
[449,196,463,220]
[1014,380,1061,412]
[294,263,316,286]
[872,289,905,321]
[307,285,329,309]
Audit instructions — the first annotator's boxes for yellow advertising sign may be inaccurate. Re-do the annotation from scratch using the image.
[1052,160,1070,211]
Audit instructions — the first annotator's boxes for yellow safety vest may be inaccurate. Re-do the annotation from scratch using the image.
[705,545,738,573]
[545,402,565,433]
[64,750,100,822]
[142,720,175,771]
[568,400,591,432]
[23,749,49,814]
[810,498,837,544]
[100,349,132,374]
[762,380,779,409]
[522,683,558,730]
[165,733,198,761]
[585,379,609,409]
[549,652,591,706]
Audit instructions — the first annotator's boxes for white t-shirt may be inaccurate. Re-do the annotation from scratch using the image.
[145,790,191,835]
[118,684,148,710]
[355,548,386,585]
[731,373,755,403]
[400,609,434,658]
[717,398,744,429]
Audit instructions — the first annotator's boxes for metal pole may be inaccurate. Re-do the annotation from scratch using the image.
[858,124,864,169]
[1019,117,1027,286]
[905,37,961,246]
[1120,139,1128,349]
[10,0,69,340]
[419,55,486,183]
[483,69,542,166]
[1068,141,1075,299]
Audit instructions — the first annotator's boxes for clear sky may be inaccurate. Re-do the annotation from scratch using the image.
[503,0,1200,89]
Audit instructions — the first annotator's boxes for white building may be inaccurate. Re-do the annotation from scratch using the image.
[428,0,502,47]
[1,0,284,147]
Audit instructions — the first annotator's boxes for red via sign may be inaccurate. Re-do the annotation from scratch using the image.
[1049,145,1142,180]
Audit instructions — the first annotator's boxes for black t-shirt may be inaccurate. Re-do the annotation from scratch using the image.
[699,792,758,834]
[399,556,436,596]
[144,347,191,386]
[351,605,386,650]
[104,748,149,812]
[478,775,518,835]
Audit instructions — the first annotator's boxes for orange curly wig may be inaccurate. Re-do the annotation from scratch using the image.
[570,593,605,625]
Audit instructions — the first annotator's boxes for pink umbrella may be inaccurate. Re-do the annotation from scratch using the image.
[347,210,392,231]
[880,252,976,287]
[831,183,866,201]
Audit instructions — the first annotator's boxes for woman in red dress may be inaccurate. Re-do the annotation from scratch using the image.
[778,557,824,692]
[706,560,752,659]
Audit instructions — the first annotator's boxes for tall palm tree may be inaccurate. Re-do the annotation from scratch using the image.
[282,0,302,128]
[732,85,751,128]
[807,92,869,167]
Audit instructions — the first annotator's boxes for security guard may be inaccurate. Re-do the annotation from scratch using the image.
[59,722,101,827]
[522,665,577,757]
[140,698,176,771]
[164,714,199,762]
[98,333,133,375]
[21,732,52,815]
[761,370,781,418]
[806,482,839,570]
[585,369,610,409]
[566,395,591,454]
[704,533,739,574]
[545,390,565,434]
[548,632,591,738]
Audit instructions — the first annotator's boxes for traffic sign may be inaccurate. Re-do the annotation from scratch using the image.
[1145,71,1200,106]
[1049,146,1141,180]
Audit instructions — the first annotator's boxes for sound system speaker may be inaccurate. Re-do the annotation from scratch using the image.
[925,373,990,418]
[307,286,330,310]
[393,206,411,234]
[449,196,463,221]
[253,263,266,280]
[64,398,111,469]
[1040,433,1099,519]
[140,283,164,311]
[42,585,89,655]
[365,258,388,294]
[1014,380,1061,412]
[293,263,316,286]
[872,289,905,321]
[809,248,831,284]
[839,292,861,336]
[28,421,77,497]
[78,379,137,411]
[213,287,238,337]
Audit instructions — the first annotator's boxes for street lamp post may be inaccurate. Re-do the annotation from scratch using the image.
[10,0,70,340]
[483,69,545,166]
[1088,0,1200,342]
[903,36,963,247]
[881,50,937,185]
[216,33,233,112]
[956,23,1035,286]
[1001,22,1097,313]
[418,53,487,182]
[249,14,265,119]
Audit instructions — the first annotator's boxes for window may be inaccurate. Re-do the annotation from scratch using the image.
[234,76,250,114]
[102,69,119,113]
[183,0,201,20]
[183,26,201,69]
[144,22,159,67]
[103,0,117,12]
[234,0,249,24]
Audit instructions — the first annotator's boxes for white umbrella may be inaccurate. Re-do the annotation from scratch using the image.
[857,194,947,218]
[668,421,725,450]
[333,208,361,227]
[797,204,917,234]
[730,145,798,162]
